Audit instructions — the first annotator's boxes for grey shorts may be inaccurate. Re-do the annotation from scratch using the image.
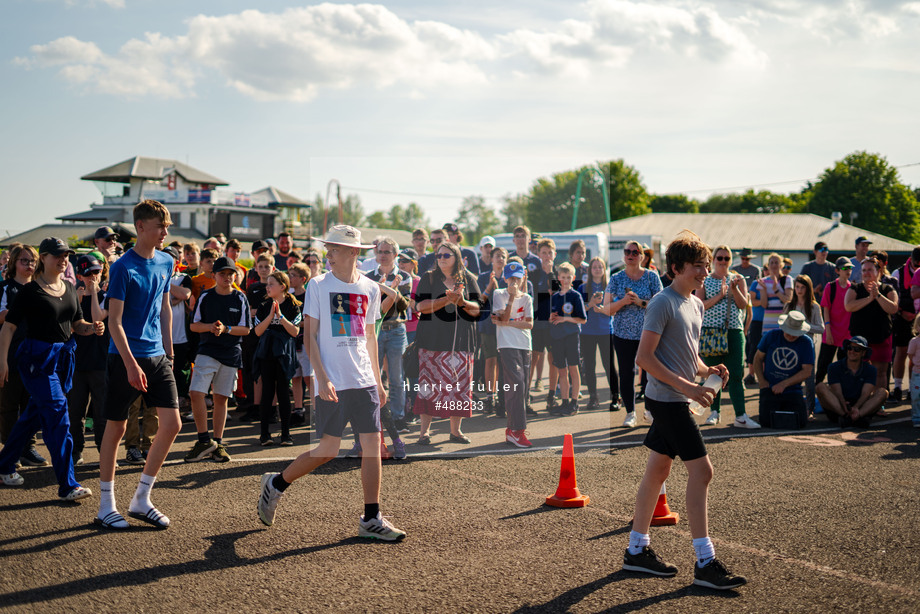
[314,387,380,438]
[189,354,238,398]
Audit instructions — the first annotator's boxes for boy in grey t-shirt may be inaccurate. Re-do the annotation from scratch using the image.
[622,232,747,591]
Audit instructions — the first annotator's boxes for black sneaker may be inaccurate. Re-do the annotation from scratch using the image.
[125,447,146,465]
[693,558,747,590]
[586,395,599,411]
[546,393,557,410]
[743,374,757,388]
[887,388,902,406]
[609,400,621,412]
[291,410,306,426]
[622,547,678,577]
[20,447,49,467]
[560,399,579,416]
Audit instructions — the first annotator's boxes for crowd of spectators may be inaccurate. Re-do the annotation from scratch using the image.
[1,225,918,474]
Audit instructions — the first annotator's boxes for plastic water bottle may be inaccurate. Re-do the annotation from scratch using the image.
[689,373,724,415]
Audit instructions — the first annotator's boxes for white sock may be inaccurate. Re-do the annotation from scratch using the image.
[98,481,117,518]
[693,536,715,566]
[894,378,903,389]
[628,530,651,555]
[129,473,156,512]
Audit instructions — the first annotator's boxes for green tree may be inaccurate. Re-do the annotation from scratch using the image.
[650,194,700,214]
[805,151,920,242]
[524,160,651,231]
[311,193,365,233]
[386,202,429,231]
[698,189,796,214]
[500,193,528,232]
[457,196,502,245]
[365,210,388,228]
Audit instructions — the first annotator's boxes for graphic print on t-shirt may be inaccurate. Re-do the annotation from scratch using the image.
[771,346,799,372]
[330,292,368,338]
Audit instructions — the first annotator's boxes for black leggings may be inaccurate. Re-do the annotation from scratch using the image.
[259,357,291,441]
[613,336,645,413]
[580,334,616,399]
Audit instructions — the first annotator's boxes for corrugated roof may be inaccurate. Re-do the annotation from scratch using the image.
[253,186,311,207]
[81,156,229,186]
[579,213,916,253]
[57,208,125,222]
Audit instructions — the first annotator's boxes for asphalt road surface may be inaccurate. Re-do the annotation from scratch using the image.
[2,379,919,613]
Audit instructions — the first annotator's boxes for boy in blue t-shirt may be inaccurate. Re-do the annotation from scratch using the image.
[548,263,586,416]
[95,200,179,531]
[753,311,815,428]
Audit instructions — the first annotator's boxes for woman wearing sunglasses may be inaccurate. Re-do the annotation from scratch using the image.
[600,240,662,427]
[695,246,757,428]
[412,242,481,445]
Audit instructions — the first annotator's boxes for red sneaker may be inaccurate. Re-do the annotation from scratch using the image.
[506,429,532,448]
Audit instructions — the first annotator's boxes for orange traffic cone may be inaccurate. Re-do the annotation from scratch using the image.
[380,433,393,460]
[650,482,679,526]
[545,433,589,508]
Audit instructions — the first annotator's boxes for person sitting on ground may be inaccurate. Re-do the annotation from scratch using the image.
[753,311,814,429]
[816,336,888,428]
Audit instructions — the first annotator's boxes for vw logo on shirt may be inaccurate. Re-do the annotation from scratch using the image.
[771,347,799,371]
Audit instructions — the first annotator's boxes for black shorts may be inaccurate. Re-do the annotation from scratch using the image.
[314,386,381,438]
[104,354,179,420]
[532,325,552,353]
[892,316,915,347]
[643,397,708,461]
[551,334,581,369]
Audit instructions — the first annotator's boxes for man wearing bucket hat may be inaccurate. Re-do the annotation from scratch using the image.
[753,311,815,428]
[816,336,888,427]
[257,225,406,541]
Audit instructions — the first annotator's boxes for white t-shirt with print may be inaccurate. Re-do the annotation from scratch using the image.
[491,289,533,351]
[304,272,380,391]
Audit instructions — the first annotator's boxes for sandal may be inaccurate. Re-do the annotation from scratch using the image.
[94,511,129,530]
[128,507,171,530]
[417,435,432,446]
[449,433,472,444]
[61,486,92,502]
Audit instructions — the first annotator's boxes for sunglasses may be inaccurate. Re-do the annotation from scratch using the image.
[847,347,866,353]
[398,258,413,264]
[818,247,828,252]
[715,256,731,262]
[624,249,641,257]
[430,238,444,245]
[305,259,318,265]
[783,266,791,270]
[436,253,453,260]
[377,250,394,255]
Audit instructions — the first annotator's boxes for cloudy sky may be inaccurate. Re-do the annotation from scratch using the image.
[3,0,919,235]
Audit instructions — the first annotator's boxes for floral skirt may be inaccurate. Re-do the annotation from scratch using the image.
[412,349,473,418]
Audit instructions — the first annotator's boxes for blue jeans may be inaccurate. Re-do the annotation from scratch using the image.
[378,324,407,421]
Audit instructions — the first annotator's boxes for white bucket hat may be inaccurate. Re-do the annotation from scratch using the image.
[319,225,374,249]
[777,311,811,337]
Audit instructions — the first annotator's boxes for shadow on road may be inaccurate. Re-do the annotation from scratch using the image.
[0,529,354,607]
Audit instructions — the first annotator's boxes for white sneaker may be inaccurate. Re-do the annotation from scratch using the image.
[705,411,721,426]
[358,512,407,541]
[257,473,284,526]
[733,415,761,429]
[1,472,24,486]
[644,410,653,424]
[623,412,638,427]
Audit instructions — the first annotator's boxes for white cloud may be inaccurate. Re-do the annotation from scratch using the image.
[42,1,920,101]
[63,0,125,7]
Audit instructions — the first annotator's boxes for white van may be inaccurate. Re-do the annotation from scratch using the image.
[494,231,663,274]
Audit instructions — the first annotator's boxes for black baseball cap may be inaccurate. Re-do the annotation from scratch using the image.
[94,226,117,240]
[442,223,459,234]
[162,246,180,260]
[530,232,543,244]
[212,257,238,273]
[835,256,854,269]
[38,237,75,256]
[398,248,419,262]
[855,236,872,246]
[76,254,103,275]
[251,239,270,252]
